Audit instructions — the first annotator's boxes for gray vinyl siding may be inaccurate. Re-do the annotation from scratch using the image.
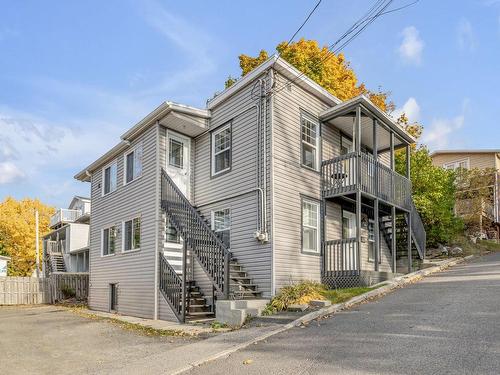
[272,72,396,291]
[193,75,272,297]
[88,125,158,319]
[272,73,331,290]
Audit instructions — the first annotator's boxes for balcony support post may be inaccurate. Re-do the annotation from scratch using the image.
[407,211,412,274]
[405,144,411,179]
[390,132,395,201]
[373,118,380,271]
[355,105,362,273]
[391,205,397,273]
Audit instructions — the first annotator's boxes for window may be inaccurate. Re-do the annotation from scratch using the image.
[302,199,320,253]
[340,136,353,155]
[124,144,143,184]
[211,124,231,176]
[367,219,381,263]
[123,217,141,251]
[212,208,231,247]
[166,219,180,244]
[169,138,184,168]
[443,159,469,171]
[102,161,117,195]
[301,113,320,170]
[102,226,117,256]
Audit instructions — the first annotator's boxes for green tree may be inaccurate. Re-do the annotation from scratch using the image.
[396,147,463,247]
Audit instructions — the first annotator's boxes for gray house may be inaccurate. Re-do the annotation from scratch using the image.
[75,56,425,322]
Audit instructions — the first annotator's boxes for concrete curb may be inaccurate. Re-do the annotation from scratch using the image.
[173,255,474,374]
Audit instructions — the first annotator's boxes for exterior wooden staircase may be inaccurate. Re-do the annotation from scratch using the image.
[48,251,66,273]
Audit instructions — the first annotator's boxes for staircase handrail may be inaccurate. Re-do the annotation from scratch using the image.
[409,199,426,259]
[160,168,231,298]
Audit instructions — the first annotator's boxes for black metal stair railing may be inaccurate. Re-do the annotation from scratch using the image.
[159,252,184,321]
[409,200,426,259]
[160,169,231,298]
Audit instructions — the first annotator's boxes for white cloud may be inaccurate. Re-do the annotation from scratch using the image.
[422,115,464,149]
[457,19,476,52]
[0,162,24,184]
[398,26,424,65]
[393,97,421,123]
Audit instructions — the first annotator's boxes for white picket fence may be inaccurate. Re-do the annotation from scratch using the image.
[0,273,89,305]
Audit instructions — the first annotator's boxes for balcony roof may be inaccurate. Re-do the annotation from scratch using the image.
[319,95,416,147]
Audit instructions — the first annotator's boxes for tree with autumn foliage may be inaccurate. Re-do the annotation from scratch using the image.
[0,197,54,276]
[225,39,393,112]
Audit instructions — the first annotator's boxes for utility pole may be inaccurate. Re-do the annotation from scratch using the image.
[35,210,40,278]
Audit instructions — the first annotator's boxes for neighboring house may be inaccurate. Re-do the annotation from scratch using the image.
[74,56,425,323]
[431,149,500,238]
[43,196,90,276]
[0,255,10,276]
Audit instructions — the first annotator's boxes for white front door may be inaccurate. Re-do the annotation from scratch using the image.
[165,131,191,275]
[342,210,358,270]
[166,131,191,199]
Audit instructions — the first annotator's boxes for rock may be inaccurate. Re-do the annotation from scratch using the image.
[450,247,463,255]
[287,304,308,312]
[309,300,332,307]
[439,244,449,256]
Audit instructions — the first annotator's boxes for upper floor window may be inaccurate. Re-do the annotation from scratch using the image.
[212,124,231,176]
[102,226,117,256]
[302,199,320,253]
[301,113,320,171]
[124,144,143,184]
[443,159,469,171]
[102,161,117,196]
[212,208,231,247]
[123,217,141,252]
[169,138,184,169]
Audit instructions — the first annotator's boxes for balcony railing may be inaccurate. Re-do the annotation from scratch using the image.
[323,238,359,275]
[50,209,82,228]
[321,152,412,210]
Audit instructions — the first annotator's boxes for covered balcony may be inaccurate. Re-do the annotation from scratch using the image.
[318,96,425,286]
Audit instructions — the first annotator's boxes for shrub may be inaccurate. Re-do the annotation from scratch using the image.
[269,281,326,312]
[61,284,76,299]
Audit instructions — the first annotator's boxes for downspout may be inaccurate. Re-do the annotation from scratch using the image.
[268,68,276,295]
[153,121,160,320]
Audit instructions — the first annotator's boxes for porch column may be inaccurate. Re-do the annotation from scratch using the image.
[407,211,412,273]
[391,206,397,273]
[373,118,379,272]
[405,144,411,179]
[390,132,396,273]
[181,239,187,323]
[355,106,362,273]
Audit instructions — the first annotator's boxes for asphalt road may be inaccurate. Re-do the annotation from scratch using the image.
[188,253,500,375]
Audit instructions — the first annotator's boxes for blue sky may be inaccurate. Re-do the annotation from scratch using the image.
[1,0,499,208]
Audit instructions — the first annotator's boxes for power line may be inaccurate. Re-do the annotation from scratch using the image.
[271,0,392,95]
[270,0,419,96]
[282,0,322,50]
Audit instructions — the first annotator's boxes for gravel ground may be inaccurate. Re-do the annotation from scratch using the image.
[0,305,197,374]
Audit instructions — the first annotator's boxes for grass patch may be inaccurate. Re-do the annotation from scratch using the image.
[320,286,380,304]
[261,281,385,315]
[210,321,229,330]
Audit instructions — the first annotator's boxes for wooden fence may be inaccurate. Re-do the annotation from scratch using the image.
[0,273,89,305]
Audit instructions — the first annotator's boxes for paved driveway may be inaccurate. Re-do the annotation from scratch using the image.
[188,253,500,375]
[0,305,195,374]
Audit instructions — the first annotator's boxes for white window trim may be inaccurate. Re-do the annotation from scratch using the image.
[211,124,231,176]
[342,210,357,239]
[123,143,143,186]
[300,113,321,171]
[101,225,118,257]
[302,199,321,254]
[121,215,142,253]
[443,158,470,171]
[101,160,118,197]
